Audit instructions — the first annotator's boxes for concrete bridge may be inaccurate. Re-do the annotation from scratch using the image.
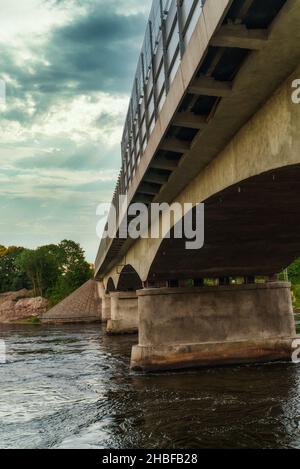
[95,0,300,372]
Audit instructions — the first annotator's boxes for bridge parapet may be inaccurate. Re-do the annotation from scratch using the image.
[109,0,209,214]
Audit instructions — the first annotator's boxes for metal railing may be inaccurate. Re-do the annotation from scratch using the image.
[96,0,206,273]
[121,0,206,193]
[114,0,206,209]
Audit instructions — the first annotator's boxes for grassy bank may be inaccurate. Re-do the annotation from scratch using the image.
[10,316,42,325]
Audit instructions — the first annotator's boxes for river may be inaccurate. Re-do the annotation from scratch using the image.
[0,323,300,449]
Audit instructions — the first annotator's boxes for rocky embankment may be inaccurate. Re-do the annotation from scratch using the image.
[0,289,48,323]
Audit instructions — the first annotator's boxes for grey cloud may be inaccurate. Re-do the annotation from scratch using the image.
[0,4,147,112]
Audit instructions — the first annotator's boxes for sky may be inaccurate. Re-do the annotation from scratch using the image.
[0,0,152,261]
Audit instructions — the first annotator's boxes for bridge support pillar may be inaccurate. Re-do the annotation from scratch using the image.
[131,282,296,372]
[107,291,138,335]
[97,281,111,322]
[101,294,111,322]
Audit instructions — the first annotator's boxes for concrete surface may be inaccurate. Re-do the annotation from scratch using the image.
[107,291,138,335]
[131,282,296,371]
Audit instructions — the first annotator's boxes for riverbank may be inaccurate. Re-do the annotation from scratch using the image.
[0,280,101,325]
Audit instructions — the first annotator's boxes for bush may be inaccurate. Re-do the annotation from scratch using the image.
[292,284,300,310]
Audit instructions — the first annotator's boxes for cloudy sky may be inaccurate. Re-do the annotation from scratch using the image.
[0,0,152,261]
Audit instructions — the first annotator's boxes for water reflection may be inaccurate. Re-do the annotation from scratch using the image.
[0,324,300,449]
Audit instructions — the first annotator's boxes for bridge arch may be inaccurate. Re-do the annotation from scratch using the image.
[101,67,300,285]
[105,277,116,294]
[117,265,143,292]
[147,164,300,282]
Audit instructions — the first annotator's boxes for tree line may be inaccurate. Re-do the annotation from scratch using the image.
[0,240,93,306]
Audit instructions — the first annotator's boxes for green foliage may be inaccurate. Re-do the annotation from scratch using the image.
[278,259,300,311]
[287,258,300,285]
[0,245,7,257]
[0,240,93,305]
[0,246,29,293]
[45,240,93,305]
[25,316,41,325]
[14,316,41,325]
[16,247,60,297]
[292,284,300,310]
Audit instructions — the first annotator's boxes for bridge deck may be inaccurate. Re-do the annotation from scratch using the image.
[95,0,300,278]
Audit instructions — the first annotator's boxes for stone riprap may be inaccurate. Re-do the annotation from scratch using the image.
[41,280,101,324]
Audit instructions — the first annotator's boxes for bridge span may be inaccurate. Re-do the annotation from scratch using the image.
[95,0,300,371]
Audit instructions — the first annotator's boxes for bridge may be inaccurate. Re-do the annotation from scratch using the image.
[95,0,300,372]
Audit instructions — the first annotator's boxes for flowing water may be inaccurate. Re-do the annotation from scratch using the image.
[0,323,300,449]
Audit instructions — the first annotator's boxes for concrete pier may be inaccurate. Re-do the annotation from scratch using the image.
[97,282,111,322]
[107,291,138,335]
[101,294,111,322]
[131,282,296,372]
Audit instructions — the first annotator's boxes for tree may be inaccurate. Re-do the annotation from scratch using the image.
[287,258,300,285]
[57,240,93,288]
[16,248,59,297]
[0,245,7,257]
[58,240,86,270]
[47,240,93,305]
[0,247,29,293]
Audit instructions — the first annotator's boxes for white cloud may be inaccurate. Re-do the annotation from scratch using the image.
[0,0,70,44]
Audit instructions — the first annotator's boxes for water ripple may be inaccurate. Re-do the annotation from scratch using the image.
[0,323,300,448]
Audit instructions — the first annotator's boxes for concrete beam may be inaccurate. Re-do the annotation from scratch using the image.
[211,24,269,50]
[150,157,179,171]
[143,172,170,185]
[138,182,162,196]
[235,0,254,21]
[173,112,208,129]
[134,194,154,205]
[189,77,232,97]
[160,138,191,154]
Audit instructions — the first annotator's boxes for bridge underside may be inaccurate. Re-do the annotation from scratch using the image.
[100,162,300,372]
[149,164,300,282]
[95,0,300,372]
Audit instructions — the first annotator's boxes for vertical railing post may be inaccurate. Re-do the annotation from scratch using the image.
[176,0,185,59]
[135,77,143,161]
[141,53,150,143]
[128,103,134,183]
[120,141,124,194]
[160,0,170,95]
[130,100,138,172]
[149,20,158,121]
